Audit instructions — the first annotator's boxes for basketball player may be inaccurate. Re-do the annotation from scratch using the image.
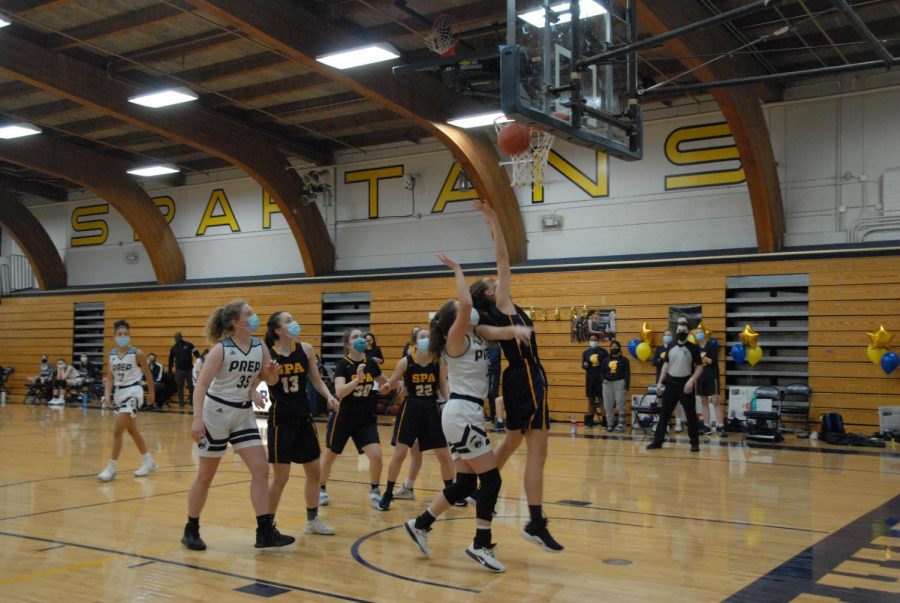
[318,327,389,508]
[263,311,339,535]
[96,320,157,481]
[182,300,292,551]
[404,253,532,573]
[469,199,563,552]
[377,328,454,511]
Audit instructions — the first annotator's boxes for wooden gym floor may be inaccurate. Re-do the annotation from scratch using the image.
[0,404,897,602]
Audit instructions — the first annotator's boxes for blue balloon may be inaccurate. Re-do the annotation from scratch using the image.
[710,337,719,347]
[731,343,746,364]
[628,338,640,359]
[881,351,899,375]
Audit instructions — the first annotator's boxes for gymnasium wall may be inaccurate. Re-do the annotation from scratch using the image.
[2,250,897,428]
[4,83,900,284]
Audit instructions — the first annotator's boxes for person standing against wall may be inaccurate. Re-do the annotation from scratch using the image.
[695,329,724,437]
[582,334,606,428]
[601,341,630,432]
[169,332,195,407]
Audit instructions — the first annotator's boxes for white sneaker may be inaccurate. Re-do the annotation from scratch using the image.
[404,519,430,557]
[369,489,381,509]
[466,543,505,572]
[318,490,329,506]
[675,423,684,433]
[304,516,336,535]
[48,398,64,406]
[393,485,415,500]
[97,464,116,482]
[134,460,158,477]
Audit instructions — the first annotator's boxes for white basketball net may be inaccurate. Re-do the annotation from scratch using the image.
[425,14,458,55]
[495,123,555,188]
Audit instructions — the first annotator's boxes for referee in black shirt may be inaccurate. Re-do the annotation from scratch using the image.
[168,332,195,407]
[646,319,704,452]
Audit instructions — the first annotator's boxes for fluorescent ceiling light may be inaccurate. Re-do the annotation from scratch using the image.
[519,0,607,28]
[128,87,198,108]
[316,43,400,69]
[127,164,180,177]
[0,17,10,28]
[447,112,511,129]
[0,122,42,139]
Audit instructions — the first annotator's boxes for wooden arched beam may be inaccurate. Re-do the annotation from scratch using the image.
[0,191,66,290]
[188,0,527,264]
[0,136,186,283]
[0,31,335,275]
[638,0,785,252]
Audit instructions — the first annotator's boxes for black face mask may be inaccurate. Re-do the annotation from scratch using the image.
[676,331,689,343]
[611,348,620,355]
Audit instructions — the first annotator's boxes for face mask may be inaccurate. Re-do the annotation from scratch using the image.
[589,340,598,348]
[286,321,301,338]
[116,336,130,347]
[416,338,430,352]
[663,335,672,345]
[148,358,156,365]
[469,308,480,326]
[80,356,88,363]
[246,313,260,333]
[676,331,688,343]
[695,331,705,342]
[57,362,65,369]
[352,338,367,353]
[611,348,621,355]
[41,357,48,364]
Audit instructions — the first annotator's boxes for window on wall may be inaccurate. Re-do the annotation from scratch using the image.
[320,293,371,372]
[725,274,809,388]
[73,302,105,366]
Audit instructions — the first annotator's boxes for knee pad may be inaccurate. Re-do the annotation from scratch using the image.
[476,468,502,521]
[441,472,477,505]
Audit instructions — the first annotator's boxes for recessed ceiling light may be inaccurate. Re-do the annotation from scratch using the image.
[128,87,198,108]
[447,112,511,129]
[0,122,42,139]
[316,43,401,69]
[0,17,11,28]
[126,164,180,177]
[519,0,607,28]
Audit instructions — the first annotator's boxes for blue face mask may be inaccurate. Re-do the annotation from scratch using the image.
[352,338,367,353]
[469,308,480,326]
[416,338,430,352]
[246,313,260,333]
[695,331,705,342]
[663,335,672,345]
[286,321,301,338]
[115,336,130,347]
[589,340,598,348]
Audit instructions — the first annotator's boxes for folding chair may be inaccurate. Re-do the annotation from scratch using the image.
[781,383,812,434]
[632,384,663,434]
[744,386,783,442]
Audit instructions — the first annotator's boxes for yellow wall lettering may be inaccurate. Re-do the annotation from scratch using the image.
[431,162,479,213]
[196,188,241,236]
[664,122,746,190]
[70,204,109,247]
[134,196,175,241]
[262,190,282,230]
[533,150,609,202]
[344,165,403,219]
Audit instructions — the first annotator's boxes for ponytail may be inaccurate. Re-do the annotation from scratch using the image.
[206,299,245,344]
[265,311,285,348]
[429,300,457,356]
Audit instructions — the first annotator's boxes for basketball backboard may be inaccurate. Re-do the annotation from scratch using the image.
[501,0,642,160]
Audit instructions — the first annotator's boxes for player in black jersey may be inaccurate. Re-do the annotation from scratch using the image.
[469,199,563,553]
[263,311,339,535]
[319,327,389,508]
[376,328,453,511]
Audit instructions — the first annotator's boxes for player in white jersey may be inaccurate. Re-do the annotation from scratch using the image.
[404,254,532,573]
[181,300,288,551]
[96,320,157,482]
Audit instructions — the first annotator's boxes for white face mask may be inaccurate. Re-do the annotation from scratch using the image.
[469,308,480,326]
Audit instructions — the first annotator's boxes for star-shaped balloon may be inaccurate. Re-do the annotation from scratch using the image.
[866,325,894,349]
[739,324,759,348]
[640,322,654,344]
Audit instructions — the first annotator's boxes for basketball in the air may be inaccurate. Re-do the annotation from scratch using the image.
[497,123,531,155]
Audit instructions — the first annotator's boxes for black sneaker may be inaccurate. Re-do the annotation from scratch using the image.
[522,519,564,552]
[181,525,207,551]
[453,497,469,507]
[699,424,713,436]
[255,525,296,548]
[377,492,393,512]
[717,427,728,438]
[646,442,663,450]
[690,444,700,452]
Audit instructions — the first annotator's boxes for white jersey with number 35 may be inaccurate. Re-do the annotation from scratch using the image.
[206,337,263,403]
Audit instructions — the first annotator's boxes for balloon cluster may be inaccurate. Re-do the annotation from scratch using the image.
[731,324,763,366]
[866,325,897,375]
[628,323,654,361]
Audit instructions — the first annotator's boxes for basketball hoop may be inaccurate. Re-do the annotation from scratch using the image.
[495,119,554,188]
[424,14,459,56]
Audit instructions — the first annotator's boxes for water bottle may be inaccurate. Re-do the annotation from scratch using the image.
[569,415,577,436]
[0,391,6,405]
[82,391,89,407]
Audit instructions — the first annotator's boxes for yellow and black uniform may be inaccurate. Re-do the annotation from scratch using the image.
[583,346,607,399]
[267,343,320,465]
[326,356,382,454]
[696,340,720,396]
[488,304,549,431]
[390,355,447,451]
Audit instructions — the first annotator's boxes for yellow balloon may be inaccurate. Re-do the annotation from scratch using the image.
[636,341,652,362]
[740,324,759,349]
[688,333,696,344]
[866,325,895,349]
[746,346,763,366]
[867,345,887,365]
[640,322,654,344]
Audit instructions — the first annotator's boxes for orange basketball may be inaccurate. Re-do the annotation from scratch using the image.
[497,123,531,155]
